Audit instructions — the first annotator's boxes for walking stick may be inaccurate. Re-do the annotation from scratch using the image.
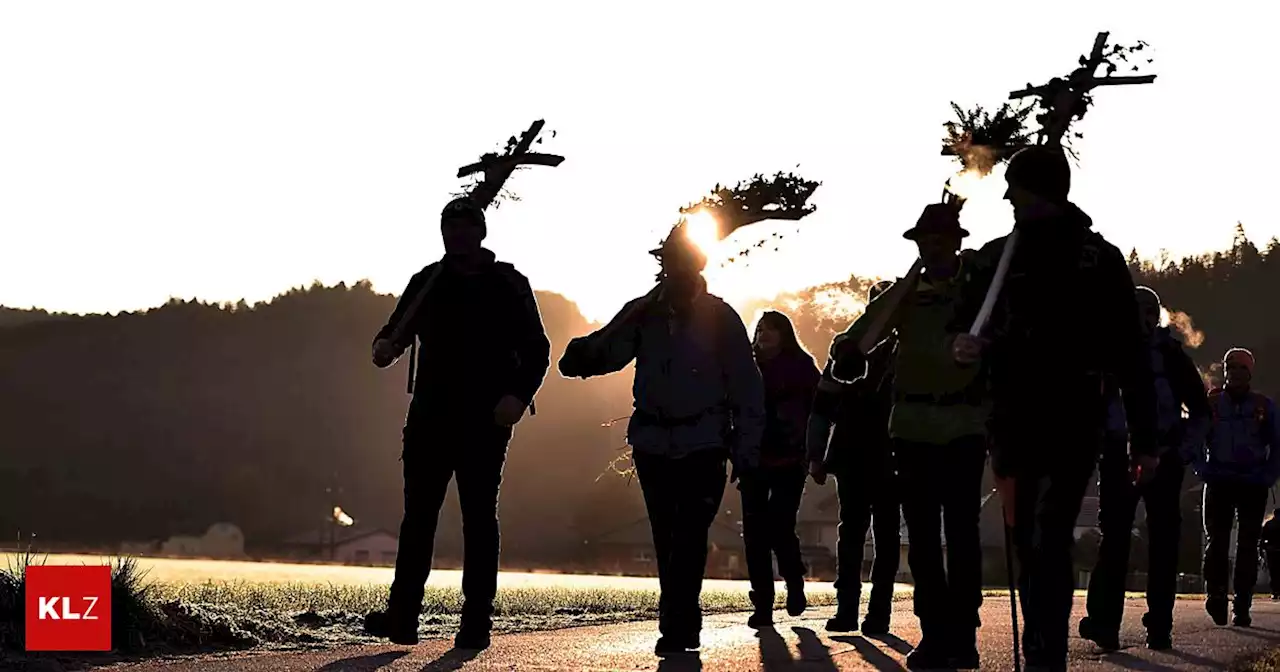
[1003,518,1022,672]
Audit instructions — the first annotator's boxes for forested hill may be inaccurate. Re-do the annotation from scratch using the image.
[0,228,1274,561]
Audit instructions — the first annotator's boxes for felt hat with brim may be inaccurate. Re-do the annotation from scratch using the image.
[903,203,968,240]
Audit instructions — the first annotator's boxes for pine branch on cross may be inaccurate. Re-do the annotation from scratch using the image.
[662,171,821,263]
[937,32,1156,206]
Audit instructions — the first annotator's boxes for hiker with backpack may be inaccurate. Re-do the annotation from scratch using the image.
[740,309,821,627]
[950,146,1159,672]
[807,280,901,635]
[557,222,765,657]
[1078,286,1211,652]
[1193,347,1280,627]
[364,197,552,650]
[830,203,988,669]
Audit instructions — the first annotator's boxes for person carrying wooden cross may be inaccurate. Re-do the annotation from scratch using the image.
[949,146,1158,672]
[363,196,552,650]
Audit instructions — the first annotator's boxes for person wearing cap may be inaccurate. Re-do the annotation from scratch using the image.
[558,221,765,657]
[949,146,1158,672]
[1192,347,1280,627]
[829,203,988,669]
[1079,286,1210,652]
[364,196,551,650]
[807,279,902,635]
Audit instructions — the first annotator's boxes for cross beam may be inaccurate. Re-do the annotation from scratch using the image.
[1011,31,1157,148]
[457,119,565,210]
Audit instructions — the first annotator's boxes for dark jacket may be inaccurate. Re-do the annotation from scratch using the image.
[558,281,765,469]
[1104,326,1210,461]
[757,348,821,467]
[951,202,1158,472]
[808,335,896,476]
[374,248,551,419]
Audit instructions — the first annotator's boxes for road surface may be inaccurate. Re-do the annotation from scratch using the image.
[83,597,1280,670]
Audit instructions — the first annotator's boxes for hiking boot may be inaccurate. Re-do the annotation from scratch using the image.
[655,633,700,656]
[825,610,859,633]
[454,622,492,651]
[363,609,419,646]
[1234,612,1252,628]
[747,609,774,628]
[785,578,807,617]
[860,615,890,636]
[748,590,774,627]
[1078,616,1120,651]
[1206,595,1229,626]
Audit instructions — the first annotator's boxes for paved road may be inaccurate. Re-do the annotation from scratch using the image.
[91,597,1280,670]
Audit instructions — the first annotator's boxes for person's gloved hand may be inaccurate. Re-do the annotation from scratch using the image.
[829,338,867,384]
[372,338,401,368]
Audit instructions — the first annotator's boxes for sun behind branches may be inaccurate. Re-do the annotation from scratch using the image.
[682,210,721,257]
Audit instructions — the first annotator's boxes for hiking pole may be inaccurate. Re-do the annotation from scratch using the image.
[1003,518,1022,672]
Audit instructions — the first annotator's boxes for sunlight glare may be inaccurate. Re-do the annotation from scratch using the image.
[682,210,721,256]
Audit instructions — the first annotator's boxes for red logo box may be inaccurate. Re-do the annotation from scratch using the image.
[25,565,112,652]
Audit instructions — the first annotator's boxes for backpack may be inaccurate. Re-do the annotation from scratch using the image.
[1150,333,1180,436]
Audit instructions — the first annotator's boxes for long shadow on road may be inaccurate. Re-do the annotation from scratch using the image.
[830,636,905,671]
[418,648,480,672]
[315,651,410,671]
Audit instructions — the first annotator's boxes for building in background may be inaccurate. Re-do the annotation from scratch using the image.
[282,526,399,565]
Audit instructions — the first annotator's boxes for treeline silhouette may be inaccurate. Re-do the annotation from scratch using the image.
[0,227,1275,564]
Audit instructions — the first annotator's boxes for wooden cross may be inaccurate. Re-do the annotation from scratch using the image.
[968,32,1156,336]
[456,119,565,210]
[1011,31,1156,149]
[382,120,564,390]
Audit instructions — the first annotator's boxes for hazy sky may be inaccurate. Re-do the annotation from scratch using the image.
[1,2,1273,323]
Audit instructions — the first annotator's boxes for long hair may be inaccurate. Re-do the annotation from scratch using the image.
[753,310,813,364]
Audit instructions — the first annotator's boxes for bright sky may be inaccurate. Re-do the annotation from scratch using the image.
[1,1,1273,324]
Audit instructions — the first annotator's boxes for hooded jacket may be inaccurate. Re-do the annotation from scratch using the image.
[374,248,551,420]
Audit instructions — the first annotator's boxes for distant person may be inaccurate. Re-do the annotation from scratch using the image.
[1262,509,1280,600]
[950,146,1159,672]
[363,197,551,650]
[558,222,764,657]
[807,279,901,635]
[1079,286,1210,651]
[741,309,820,627]
[1192,347,1280,627]
[830,204,987,669]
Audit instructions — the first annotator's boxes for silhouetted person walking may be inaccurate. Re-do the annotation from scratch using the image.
[808,280,901,635]
[1079,286,1210,651]
[558,223,764,657]
[364,197,551,649]
[952,146,1158,672]
[832,205,988,669]
[1262,509,1280,599]
[1193,347,1280,627]
[742,309,820,627]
